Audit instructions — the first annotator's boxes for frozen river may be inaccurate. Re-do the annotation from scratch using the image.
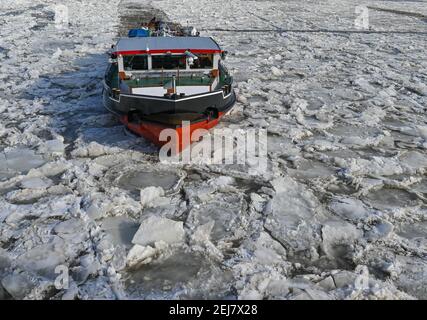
[0,0,426,299]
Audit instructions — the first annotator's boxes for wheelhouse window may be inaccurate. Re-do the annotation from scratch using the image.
[123,55,148,71]
[190,54,213,69]
[152,55,186,70]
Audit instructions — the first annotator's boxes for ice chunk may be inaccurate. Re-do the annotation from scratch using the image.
[288,159,335,179]
[72,254,101,284]
[38,139,65,156]
[0,283,9,299]
[366,220,394,240]
[332,271,357,289]
[316,276,336,291]
[186,195,244,243]
[117,170,181,192]
[394,256,427,299]
[101,216,139,249]
[61,281,78,300]
[329,197,371,222]
[252,232,287,265]
[20,177,53,189]
[82,192,142,221]
[124,247,229,299]
[126,244,158,268]
[321,220,363,258]
[250,193,265,212]
[6,188,48,204]
[32,160,70,177]
[364,187,418,211]
[16,238,67,278]
[0,148,46,180]
[191,221,215,243]
[1,273,34,299]
[397,221,427,242]
[52,48,62,59]
[208,176,235,188]
[53,218,87,243]
[264,177,323,251]
[77,277,117,300]
[415,125,427,140]
[0,248,11,273]
[271,66,283,77]
[236,94,248,104]
[264,279,290,298]
[71,141,120,158]
[299,288,333,300]
[132,216,185,246]
[0,203,11,223]
[140,186,165,207]
[399,151,427,171]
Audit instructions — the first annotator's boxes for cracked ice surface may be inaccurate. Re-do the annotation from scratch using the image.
[0,0,426,300]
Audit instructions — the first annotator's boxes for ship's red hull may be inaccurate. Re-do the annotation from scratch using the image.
[120,112,226,153]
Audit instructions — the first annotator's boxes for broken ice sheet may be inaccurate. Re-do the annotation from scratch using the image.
[329,196,373,223]
[103,162,186,199]
[132,216,185,247]
[287,158,337,180]
[186,193,246,246]
[320,220,363,269]
[124,247,234,299]
[16,237,68,279]
[264,177,325,253]
[1,273,35,300]
[101,216,139,249]
[0,148,46,180]
[120,171,180,192]
[20,176,53,189]
[362,187,420,212]
[396,221,427,254]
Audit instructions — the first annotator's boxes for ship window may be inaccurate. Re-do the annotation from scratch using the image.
[152,55,186,70]
[190,54,213,69]
[123,55,148,71]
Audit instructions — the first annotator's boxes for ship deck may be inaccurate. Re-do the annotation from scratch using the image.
[124,75,214,88]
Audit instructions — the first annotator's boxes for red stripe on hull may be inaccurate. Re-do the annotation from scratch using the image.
[120,113,225,153]
[114,49,222,56]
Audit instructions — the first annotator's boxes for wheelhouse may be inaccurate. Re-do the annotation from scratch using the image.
[108,37,230,98]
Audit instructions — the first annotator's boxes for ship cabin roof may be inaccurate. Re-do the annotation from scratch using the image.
[114,36,222,55]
